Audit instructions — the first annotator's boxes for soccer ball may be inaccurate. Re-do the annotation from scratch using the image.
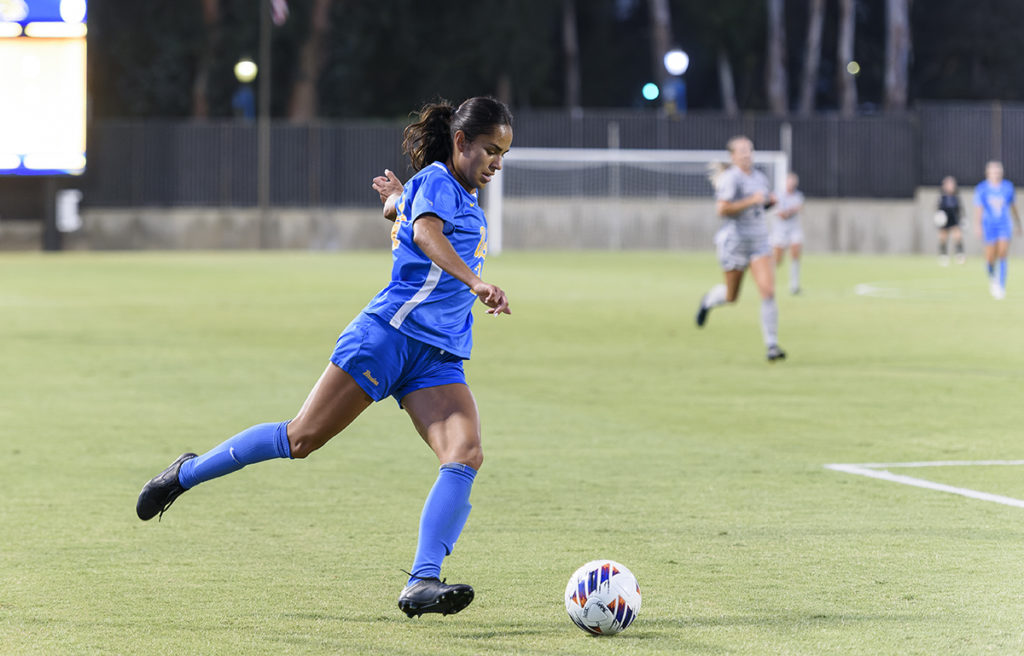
[933,210,948,227]
[564,560,641,636]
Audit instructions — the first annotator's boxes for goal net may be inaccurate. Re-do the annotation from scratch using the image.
[482,148,788,253]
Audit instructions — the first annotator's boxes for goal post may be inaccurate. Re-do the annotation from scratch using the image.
[483,148,788,254]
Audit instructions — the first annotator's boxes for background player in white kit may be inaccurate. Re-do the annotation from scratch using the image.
[695,136,786,362]
[771,172,805,295]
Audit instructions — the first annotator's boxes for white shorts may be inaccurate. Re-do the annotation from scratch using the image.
[770,218,803,247]
[715,222,772,271]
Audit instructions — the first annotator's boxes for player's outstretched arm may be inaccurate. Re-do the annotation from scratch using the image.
[372,169,404,222]
[413,215,510,315]
[1012,203,1023,236]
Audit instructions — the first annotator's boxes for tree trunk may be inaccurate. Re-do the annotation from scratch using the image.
[647,0,673,111]
[884,0,911,111]
[191,0,220,118]
[796,0,824,116]
[765,0,788,116]
[287,0,332,122]
[718,49,739,117]
[562,0,581,113]
[837,0,858,117]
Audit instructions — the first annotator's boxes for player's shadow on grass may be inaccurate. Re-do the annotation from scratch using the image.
[643,612,932,629]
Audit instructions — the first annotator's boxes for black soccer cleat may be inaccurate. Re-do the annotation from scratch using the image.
[398,577,474,618]
[695,296,710,328]
[136,453,197,521]
[766,344,787,362]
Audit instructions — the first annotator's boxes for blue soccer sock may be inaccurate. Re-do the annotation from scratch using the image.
[999,258,1008,288]
[177,421,293,489]
[408,463,477,583]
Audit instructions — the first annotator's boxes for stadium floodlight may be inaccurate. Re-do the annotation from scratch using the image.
[234,57,258,84]
[663,49,689,76]
[0,0,87,176]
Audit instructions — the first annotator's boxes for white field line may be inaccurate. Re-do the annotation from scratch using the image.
[853,278,977,299]
[825,461,1024,509]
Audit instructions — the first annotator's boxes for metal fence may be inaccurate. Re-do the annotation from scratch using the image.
[79,102,1024,207]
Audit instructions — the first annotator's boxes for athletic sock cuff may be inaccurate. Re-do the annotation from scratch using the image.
[440,462,477,482]
[275,421,293,459]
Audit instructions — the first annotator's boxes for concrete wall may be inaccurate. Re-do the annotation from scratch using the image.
[35,188,979,254]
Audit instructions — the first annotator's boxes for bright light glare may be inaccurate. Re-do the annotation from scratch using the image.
[24,22,87,37]
[642,83,660,101]
[234,58,258,83]
[0,37,86,174]
[0,0,28,22]
[663,49,689,76]
[846,60,861,75]
[59,0,87,23]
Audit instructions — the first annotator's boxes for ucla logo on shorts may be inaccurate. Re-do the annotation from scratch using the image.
[362,370,380,386]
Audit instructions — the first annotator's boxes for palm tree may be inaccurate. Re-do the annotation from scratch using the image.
[562,0,581,113]
[797,0,824,116]
[884,0,912,111]
[837,0,858,117]
[287,0,333,121]
[191,0,220,118]
[648,0,673,112]
[765,0,788,116]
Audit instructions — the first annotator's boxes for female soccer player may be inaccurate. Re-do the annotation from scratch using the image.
[136,96,514,619]
[974,161,1022,299]
[936,175,964,266]
[695,136,785,362]
[771,172,805,294]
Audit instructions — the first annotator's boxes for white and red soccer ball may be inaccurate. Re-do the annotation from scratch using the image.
[564,560,641,636]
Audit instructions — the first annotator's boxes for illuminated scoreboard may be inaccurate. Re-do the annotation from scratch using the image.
[0,0,87,176]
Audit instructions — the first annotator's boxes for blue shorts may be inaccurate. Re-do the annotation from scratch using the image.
[330,312,466,406]
[983,219,1012,244]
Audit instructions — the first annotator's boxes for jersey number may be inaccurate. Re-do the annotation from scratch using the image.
[391,214,407,250]
[472,227,487,275]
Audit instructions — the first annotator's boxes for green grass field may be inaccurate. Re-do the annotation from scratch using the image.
[3,250,1024,655]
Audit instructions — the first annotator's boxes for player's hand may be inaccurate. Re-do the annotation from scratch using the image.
[749,191,766,206]
[472,281,511,316]
[372,169,404,205]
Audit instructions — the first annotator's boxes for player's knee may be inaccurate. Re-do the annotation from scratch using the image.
[286,421,333,459]
[444,441,482,471]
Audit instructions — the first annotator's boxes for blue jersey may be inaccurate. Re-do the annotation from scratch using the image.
[363,162,488,359]
[974,179,1015,225]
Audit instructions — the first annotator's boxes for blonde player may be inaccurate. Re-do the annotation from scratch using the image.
[695,136,785,362]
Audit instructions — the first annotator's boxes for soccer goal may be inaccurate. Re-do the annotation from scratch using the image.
[483,148,788,254]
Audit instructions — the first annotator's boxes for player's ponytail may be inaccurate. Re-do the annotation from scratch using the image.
[403,101,456,172]
[403,97,513,172]
[707,161,729,188]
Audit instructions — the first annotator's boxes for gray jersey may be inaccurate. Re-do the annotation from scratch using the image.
[770,189,805,246]
[777,190,804,219]
[713,165,772,269]
[714,165,772,237]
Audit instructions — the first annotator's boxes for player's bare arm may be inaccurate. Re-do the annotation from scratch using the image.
[372,169,404,221]
[717,191,766,217]
[413,215,510,315]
